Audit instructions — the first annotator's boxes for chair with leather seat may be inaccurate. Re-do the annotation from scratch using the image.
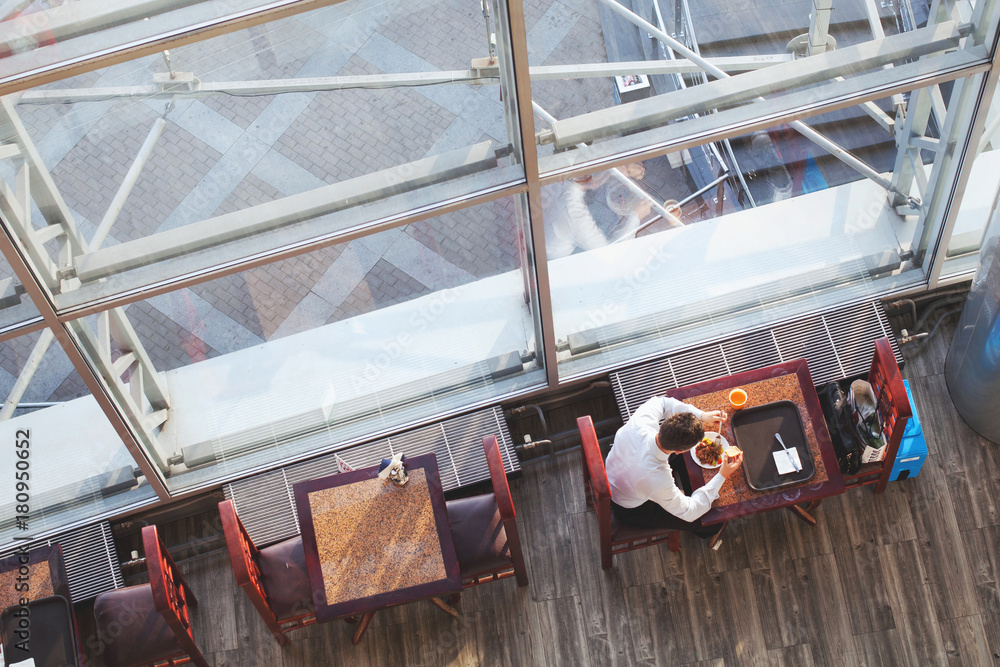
[445,435,528,597]
[577,415,681,570]
[93,525,208,667]
[219,499,316,646]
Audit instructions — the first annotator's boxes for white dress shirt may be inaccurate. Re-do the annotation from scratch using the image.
[605,396,725,522]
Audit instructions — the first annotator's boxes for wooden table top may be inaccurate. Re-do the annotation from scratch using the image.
[676,358,845,525]
[293,453,461,621]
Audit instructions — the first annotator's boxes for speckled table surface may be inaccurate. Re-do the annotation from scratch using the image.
[294,453,461,621]
[685,373,830,504]
[307,469,446,606]
[0,545,68,613]
[673,358,845,524]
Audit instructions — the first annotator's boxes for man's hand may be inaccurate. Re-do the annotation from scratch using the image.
[701,410,727,431]
[719,451,743,480]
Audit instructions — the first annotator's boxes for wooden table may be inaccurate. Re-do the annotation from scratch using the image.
[0,544,80,666]
[676,358,845,525]
[0,544,71,611]
[292,453,462,641]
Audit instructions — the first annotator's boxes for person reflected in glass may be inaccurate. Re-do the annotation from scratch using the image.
[543,164,653,260]
[604,396,742,541]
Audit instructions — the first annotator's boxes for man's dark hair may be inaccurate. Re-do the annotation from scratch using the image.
[658,412,703,452]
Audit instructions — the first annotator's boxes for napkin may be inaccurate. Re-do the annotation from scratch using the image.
[773,448,802,475]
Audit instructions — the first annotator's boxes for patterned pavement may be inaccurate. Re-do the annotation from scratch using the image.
[1,0,611,406]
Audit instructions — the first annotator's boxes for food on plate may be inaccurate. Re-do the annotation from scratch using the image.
[694,436,723,466]
[724,445,741,459]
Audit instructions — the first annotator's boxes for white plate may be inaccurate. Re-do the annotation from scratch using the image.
[690,432,730,469]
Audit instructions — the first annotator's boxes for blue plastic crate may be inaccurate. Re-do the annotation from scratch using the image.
[890,379,927,481]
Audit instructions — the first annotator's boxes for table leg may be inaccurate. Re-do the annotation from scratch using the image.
[788,504,817,526]
[352,611,376,644]
[429,597,462,619]
[805,499,823,513]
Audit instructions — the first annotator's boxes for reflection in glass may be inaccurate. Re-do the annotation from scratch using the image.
[529,0,997,170]
[0,332,155,549]
[943,86,1000,277]
[69,196,543,491]
[544,86,971,377]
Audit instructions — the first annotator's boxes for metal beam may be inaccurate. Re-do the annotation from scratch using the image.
[74,140,499,283]
[0,328,52,421]
[536,47,987,184]
[15,55,796,105]
[808,0,835,55]
[91,118,166,250]
[561,0,962,203]
[0,0,347,98]
[551,10,961,146]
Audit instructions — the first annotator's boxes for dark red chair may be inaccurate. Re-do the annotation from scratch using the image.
[577,415,681,570]
[93,525,208,667]
[219,499,316,646]
[843,336,914,493]
[446,435,528,598]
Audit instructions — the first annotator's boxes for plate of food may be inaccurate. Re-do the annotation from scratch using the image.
[691,432,739,469]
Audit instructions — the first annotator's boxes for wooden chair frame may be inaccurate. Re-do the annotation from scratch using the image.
[577,415,680,570]
[458,435,529,588]
[219,499,317,646]
[843,337,913,494]
[142,524,209,667]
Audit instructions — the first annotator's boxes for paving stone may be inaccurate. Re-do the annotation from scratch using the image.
[124,301,221,372]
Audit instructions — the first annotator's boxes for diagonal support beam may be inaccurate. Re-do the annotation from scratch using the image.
[576,0,941,206]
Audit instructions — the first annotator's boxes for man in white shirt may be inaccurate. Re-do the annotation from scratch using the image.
[543,171,652,260]
[605,395,742,538]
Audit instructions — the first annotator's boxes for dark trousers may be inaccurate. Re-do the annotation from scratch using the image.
[610,453,721,539]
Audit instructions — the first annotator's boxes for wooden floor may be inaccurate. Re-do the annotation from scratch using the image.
[76,317,1000,666]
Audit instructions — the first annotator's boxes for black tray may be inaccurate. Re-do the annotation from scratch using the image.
[731,400,815,491]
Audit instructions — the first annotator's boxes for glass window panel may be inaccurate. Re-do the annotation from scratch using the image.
[527,0,998,172]
[544,88,962,378]
[0,330,156,550]
[67,195,544,492]
[943,84,1000,277]
[0,250,39,333]
[0,0,337,89]
[5,0,525,310]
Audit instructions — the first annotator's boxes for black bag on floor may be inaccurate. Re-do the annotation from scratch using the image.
[816,381,863,475]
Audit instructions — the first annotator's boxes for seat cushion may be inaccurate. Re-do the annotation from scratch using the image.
[94,584,182,667]
[258,536,315,620]
[610,513,675,543]
[446,494,511,578]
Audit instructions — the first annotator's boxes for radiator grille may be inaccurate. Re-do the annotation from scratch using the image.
[611,300,900,420]
[224,407,516,546]
[0,522,121,602]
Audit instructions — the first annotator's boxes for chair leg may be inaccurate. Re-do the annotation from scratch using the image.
[429,597,462,619]
[352,612,376,644]
[707,521,728,550]
[449,592,462,605]
[667,531,681,553]
[788,504,818,526]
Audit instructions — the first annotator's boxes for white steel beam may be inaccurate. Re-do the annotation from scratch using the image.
[15,55,796,105]
[91,118,166,250]
[561,0,962,203]
[74,140,500,282]
[808,0,835,55]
